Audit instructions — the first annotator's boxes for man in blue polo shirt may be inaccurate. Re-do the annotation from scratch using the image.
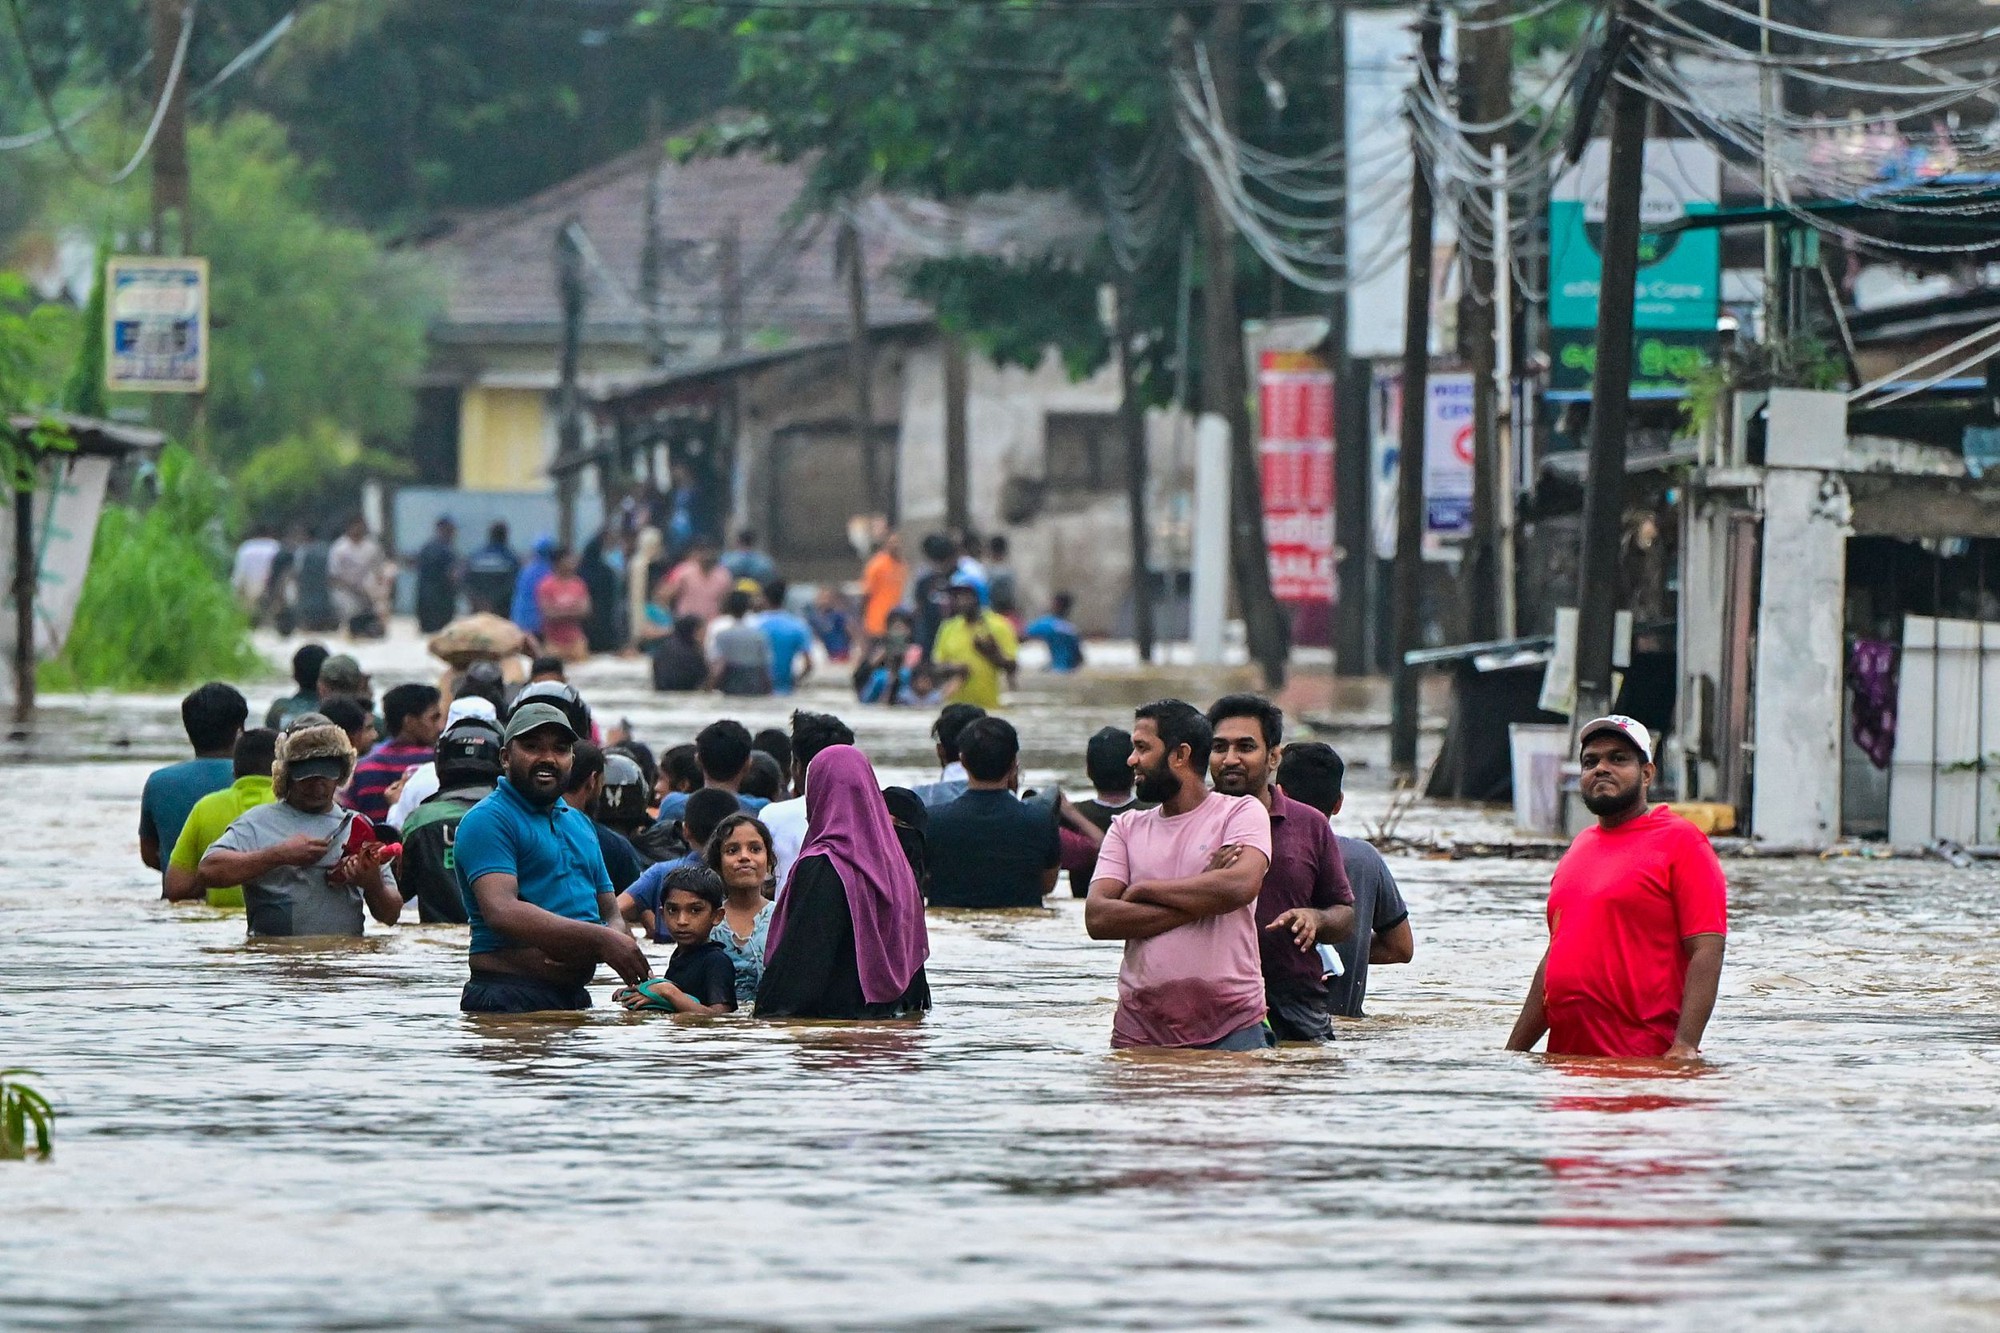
[452,702,652,1014]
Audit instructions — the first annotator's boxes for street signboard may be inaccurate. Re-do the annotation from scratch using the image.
[1257,350,1336,604]
[1548,139,1719,395]
[105,257,208,393]
[1424,372,1475,539]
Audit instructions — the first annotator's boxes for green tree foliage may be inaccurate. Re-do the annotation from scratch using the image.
[230,419,410,536]
[2,0,731,233]
[0,269,78,489]
[37,112,434,467]
[45,443,262,691]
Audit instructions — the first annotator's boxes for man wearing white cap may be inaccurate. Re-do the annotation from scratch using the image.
[1505,715,1727,1062]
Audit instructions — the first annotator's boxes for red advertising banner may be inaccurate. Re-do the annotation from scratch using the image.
[1258,350,1336,604]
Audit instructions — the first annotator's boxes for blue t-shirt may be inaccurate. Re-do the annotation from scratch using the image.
[760,611,815,694]
[654,788,768,831]
[1023,615,1084,672]
[453,777,612,955]
[140,757,235,855]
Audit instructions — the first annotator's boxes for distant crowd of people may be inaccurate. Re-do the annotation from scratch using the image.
[235,487,1084,718]
[136,641,1729,1059]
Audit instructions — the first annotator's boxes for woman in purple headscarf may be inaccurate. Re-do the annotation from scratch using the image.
[754,745,932,1018]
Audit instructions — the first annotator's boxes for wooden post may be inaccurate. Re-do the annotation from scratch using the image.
[13,485,35,724]
[1390,3,1443,779]
[1115,273,1157,662]
[554,219,586,550]
[943,337,970,533]
[838,218,882,518]
[718,216,744,354]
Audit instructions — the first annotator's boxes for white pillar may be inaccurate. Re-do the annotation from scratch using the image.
[1191,413,1232,665]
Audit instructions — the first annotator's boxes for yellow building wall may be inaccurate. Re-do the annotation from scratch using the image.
[458,387,552,492]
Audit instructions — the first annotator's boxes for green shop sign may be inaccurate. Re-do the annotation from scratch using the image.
[1548,139,1720,395]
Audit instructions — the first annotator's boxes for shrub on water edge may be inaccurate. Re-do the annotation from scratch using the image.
[0,1069,53,1161]
[42,445,265,692]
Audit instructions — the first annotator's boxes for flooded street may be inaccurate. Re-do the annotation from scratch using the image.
[3,651,1999,1329]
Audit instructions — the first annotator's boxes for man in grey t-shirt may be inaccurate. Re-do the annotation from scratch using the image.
[199,719,402,937]
[1276,743,1414,1016]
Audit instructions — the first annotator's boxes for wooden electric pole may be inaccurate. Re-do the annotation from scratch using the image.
[1180,4,1291,689]
[1460,5,1513,644]
[1328,0,1373,677]
[1390,3,1443,780]
[1571,25,1648,726]
[554,220,586,550]
[1115,272,1157,662]
[943,337,970,534]
[149,0,192,256]
[837,217,883,519]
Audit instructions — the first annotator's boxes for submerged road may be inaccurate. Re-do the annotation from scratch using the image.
[2,646,1997,1328]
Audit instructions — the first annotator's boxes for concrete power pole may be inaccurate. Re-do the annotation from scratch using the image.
[1571,15,1649,726]
[1389,4,1444,780]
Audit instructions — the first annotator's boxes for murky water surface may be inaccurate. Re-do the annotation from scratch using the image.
[3,650,1998,1329]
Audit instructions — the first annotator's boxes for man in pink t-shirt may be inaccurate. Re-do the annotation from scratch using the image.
[655,537,735,625]
[1086,699,1274,1050]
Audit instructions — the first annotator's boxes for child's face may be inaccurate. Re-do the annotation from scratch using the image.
[660,889,720,946]
[715,828,771,892]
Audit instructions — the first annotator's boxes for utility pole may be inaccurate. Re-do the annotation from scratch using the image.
[943,337,970,533]
[1460,4,1512,644]
[1183,3,1291,688]
[149,0,192,256]
[1328,0,1371,677]
[1115,273,1157,662]
[554,219,587,550]
[1491,143,1519,638]
[837,217,883,518]
[638,97,668,370]
[1390,3,1443,780]
[717,216,743,354]
[1572,17,1648,726]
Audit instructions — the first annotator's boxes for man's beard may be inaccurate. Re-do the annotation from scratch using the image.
[1581,783,1644,818]
[510,762,566,807]
[1133,760,1180,804]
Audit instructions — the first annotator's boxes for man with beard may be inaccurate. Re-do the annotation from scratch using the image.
[1084,699,1273,1050]
[1506,716,1727,1061]
[1205,695,1355,1043]
[452,702,652,1014]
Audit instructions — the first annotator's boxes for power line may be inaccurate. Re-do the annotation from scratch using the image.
[2,0,195,186]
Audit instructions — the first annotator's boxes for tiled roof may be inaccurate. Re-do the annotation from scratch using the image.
[420,148,930,345]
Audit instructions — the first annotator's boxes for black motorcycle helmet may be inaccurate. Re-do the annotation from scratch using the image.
[435,717,504,785]
[507,680,591,739]
[595,753,651,832]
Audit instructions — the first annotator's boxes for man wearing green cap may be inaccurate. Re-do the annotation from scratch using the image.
[451,701,652,1013]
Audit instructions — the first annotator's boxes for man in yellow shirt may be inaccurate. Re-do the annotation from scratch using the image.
[164,728,280,909]
[931,577,1018,711]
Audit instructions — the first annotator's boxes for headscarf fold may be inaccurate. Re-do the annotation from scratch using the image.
[767,745,929,1004]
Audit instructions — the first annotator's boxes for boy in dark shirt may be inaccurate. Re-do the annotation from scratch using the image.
[615,867,737,1015]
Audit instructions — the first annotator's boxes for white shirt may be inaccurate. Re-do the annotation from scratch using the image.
[232,537,280,600]
[764,795,809,890]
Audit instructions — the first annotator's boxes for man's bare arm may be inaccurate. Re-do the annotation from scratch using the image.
[139,835,162,873]
[1504,947,1550,1052]
[471,873,651,984]
[1665,934,1725,1061]
[1123,849,1268,919]
[1084,877,1195,940]
[1371,919,1414,965]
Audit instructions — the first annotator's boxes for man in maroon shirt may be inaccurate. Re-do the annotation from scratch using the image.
[1206,694,1356,1042]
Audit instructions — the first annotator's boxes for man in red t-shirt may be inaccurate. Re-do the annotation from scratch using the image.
[1506,716,1727,1061]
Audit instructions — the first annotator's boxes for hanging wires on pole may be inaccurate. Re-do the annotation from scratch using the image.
[2,0,196,186]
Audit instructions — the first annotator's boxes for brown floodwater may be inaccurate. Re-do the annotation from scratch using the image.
[3,656,1998,1329]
